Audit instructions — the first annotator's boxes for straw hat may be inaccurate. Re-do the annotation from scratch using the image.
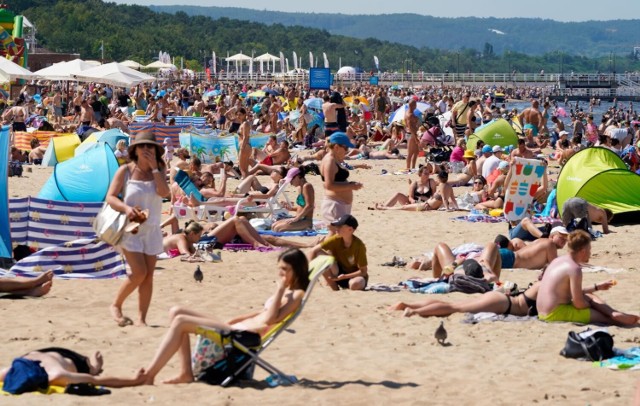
[128,130,164,157]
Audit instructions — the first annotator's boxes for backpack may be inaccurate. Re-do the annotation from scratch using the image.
[8,161,23,177]
[560,329,614,361]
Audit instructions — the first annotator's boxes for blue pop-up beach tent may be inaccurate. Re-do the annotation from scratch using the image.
[0,125,11,258]
[38,143,120,202]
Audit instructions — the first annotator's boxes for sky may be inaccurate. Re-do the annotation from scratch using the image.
[110,0,640,22]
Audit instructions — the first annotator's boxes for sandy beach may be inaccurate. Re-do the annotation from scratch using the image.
[3,156,640,405]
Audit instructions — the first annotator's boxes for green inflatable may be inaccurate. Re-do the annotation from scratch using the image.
[467,118,519,151]
[557,147,640,215]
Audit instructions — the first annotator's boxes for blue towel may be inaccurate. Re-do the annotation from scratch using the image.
[257,229,319,237]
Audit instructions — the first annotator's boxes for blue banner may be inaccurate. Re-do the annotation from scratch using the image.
[309,68,331,90]
[0,125,11,258]
[370,76,379,86]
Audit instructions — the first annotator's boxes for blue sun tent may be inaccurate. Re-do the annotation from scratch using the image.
[38,143,120,202]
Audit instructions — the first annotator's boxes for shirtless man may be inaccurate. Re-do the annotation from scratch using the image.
[0,347,144,391]
[404,99,420,169]
[497,227,568,270]
[193,93,205,117]
[3,101,27,132]
[72,91,84,123]
[252,135,277,163]
[510,138,536,161]
[518,99,543,137]
[431,242,501,282]
[248,140,291,174]
[537,230,639,326]
[79,99,93,126]
[322,94,340,138]
[28,138,47,164]
[51,90,63,124]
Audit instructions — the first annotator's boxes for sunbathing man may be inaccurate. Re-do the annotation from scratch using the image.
[536,230,639,326]
[496,226,568,269]
[0,270,53,298]
[247,140,291,175]
[0,347,144,392]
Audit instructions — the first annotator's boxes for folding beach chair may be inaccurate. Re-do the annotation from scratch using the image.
[192,255,335,386]
[231,179,292,220]
[173,169,226,221]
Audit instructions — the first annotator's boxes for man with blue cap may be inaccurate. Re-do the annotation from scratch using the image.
[320,132,362,235]
[476,144,493,176]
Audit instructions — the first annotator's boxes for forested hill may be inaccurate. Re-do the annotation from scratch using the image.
[150,5,640,57]
[8,0,640,73]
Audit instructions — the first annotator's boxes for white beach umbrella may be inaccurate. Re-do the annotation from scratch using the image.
[120,60,143,69]
[34,59,95,81]
[73,62,155,87]
[0,57,34,82]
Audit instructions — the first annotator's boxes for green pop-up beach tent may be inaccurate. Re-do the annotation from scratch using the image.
[467,118,519,151]
[556,147,640,215]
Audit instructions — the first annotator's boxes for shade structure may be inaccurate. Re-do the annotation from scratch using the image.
[225,53,252,62]
[336,66,356,76]
[72,62,155,87]
[254,53,279,62]
[145,60,177,70]
[33,59,95,81]
[0,57,34,82]
[556,147,640,216]
[120,60,143,69]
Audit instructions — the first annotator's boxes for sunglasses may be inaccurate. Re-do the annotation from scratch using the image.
[473,181,483,185]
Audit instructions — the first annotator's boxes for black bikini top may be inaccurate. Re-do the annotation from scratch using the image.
[321,162,350,183]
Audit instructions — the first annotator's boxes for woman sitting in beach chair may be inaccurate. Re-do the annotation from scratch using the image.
[140,249,309,385]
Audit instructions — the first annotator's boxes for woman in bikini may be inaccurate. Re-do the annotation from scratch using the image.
[448,149,479,186]
[375,165,436,208]
[390,283,541,318]
[236,108,252,178]
[162,220,204,256]
[271,167,315,232]
[140,249,309,385]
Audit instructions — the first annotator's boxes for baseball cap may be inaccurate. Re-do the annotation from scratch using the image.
[559,130,569,137]
[492,145,503,153]
[481,145,492,154]
[498,161,509,170]
[330,214,359,229]
[550,226,569,235]
[329,132,355,148]
[284,167,301,183]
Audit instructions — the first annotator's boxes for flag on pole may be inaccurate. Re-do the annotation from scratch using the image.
[286,58,290,72]
[212,51,217,74]
[374,55,380,71]
[249,50,254,76]
[226,51,230,73]
[293,52,298,70]
[323,52,329,68]
[309,52,313,68]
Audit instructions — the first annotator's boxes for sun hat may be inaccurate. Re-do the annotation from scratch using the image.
[128,130,164,157]
[330,214,359,230]
[481,145,492,154]
[329,132,355,148]
[284,167,301,183]
[463,149,475,159]
[492,145,503,153]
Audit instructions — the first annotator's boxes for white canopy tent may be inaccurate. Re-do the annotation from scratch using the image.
[72,62,155,87]
[254,53,280,74]
[120,60,143,69]
[145,60,177,70]
[33,59,95,81]
[83,60,102,67]
[0,57,34,83]
[225,53,252,73]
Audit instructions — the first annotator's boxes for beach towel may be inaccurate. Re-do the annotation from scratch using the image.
[503,157,546,222]
[598,347,640,370]
[451,214,561,225]
[399,279,450,294]
[9,238,126,279]
[462,312,538,324]
[257,229,320,237]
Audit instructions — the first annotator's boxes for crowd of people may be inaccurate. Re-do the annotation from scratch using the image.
[2,76,640,395]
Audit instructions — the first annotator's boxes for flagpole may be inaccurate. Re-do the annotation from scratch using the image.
[101,40,104,62]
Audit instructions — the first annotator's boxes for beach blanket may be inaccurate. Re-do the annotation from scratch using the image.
[398,279,450,294]
[462,312,538,324]
[598,347,640,370]
[451,214,561,225]
[222,243,280,253]
[503,157,546,222]
[9,238,126,279]
[257,229,320,237]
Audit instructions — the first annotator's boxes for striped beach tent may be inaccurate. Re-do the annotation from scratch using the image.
[128,123,185,149]
[10,238,126,279]
[133,116,208,127]
[13,131,75,151]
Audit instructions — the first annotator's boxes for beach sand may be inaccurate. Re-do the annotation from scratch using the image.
[3,157,640,405]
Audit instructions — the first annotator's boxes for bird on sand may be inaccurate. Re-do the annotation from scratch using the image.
[435,321,447,345]
[193,265,203,283]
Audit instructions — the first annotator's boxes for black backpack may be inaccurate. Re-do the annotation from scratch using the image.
[560,329,614,361]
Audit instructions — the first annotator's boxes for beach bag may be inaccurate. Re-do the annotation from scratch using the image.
[195,331,261,386]
[8,161,23,177]
[2,358,49,394]
[92,168,129,246]
[560,329,614,361]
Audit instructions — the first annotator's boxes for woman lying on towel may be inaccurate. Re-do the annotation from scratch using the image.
[162,220,204,256]
[390,283,541,318]
[0,347,144,393]
[140,249,309,385]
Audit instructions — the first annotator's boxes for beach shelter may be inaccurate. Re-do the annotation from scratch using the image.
[0,57,34,83]
[145,60,177,70]
[336,66,356,77]
[41,134,81,166]
[120,60,143,69]
[73,62,155,87]
[38,143,119,202]
[34,59,94,81]
[556,147,640,215]
[225,53,252,72]
[74,129,129,156]
[467,118,519,150]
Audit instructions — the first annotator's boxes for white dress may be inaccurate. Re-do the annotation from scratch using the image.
[120,179,163,255]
